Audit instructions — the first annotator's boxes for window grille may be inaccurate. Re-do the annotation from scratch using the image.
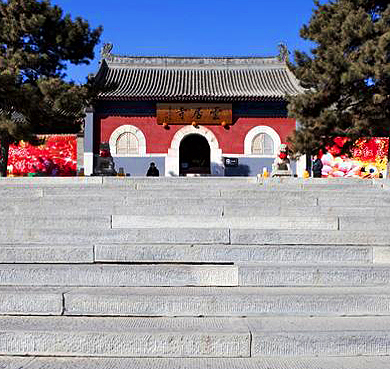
[251,133,274,155]
[116,132,139,155]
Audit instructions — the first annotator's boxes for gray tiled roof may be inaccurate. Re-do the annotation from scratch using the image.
[96,55,304,101]
[0,108,26,123]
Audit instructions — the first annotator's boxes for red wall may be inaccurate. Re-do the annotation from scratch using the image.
[98,115,296,155]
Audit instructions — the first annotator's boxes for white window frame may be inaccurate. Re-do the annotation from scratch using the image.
[109,125,146,157]
[244,126,281,158]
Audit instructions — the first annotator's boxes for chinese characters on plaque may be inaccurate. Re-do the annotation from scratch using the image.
[157,104,232,125]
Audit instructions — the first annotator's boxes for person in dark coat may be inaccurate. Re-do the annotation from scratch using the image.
[146,162,159,177]
[312,154,323,178]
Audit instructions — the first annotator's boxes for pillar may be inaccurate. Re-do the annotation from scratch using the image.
[84,106,94,176]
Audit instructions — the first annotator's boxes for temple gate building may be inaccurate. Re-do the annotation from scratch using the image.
[84,45,304,176]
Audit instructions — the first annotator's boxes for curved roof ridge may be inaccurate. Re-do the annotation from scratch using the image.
[103,54,284,70]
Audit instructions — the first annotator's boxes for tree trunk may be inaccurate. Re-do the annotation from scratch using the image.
[0,132,10,177]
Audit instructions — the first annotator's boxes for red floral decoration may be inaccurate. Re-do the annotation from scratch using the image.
[321,137,389,178]
[7,135,77,176]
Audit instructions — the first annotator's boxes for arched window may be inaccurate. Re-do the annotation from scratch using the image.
[109,125,146,156]
[244,126,281,157]
[251,133,274,155]
[116,132,139,155]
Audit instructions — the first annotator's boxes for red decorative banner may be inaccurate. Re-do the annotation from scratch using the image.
[7,135,77,176]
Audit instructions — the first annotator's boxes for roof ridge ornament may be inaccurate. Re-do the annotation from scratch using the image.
[101,43,113,59]
[278,42,289,63]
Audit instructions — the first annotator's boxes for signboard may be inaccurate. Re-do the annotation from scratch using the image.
[157,103,232,125]
[224,157,239,167]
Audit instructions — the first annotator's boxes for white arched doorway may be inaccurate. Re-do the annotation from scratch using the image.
[165,125,223,176]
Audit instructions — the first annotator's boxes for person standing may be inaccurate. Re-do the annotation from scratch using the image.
[146,162,159,177]
[312,154,323,178]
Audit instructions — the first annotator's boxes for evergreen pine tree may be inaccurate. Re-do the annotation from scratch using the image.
[288,0,390,156]
[0,0,102,176]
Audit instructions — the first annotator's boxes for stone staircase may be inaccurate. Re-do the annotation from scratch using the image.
[1,176,390,368]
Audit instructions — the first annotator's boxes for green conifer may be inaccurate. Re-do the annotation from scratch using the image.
[0,0,102,176]
[288,0,390,156]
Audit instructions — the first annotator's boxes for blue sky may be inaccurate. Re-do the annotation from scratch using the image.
[52,0,318,84]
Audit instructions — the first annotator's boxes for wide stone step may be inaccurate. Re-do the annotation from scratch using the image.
[234,205,390,217]
[7,215,367,232]
[3,228,390,245]
[235,207,390,220]
[8,203,224,217]
[5,286,390,318]
[41,190,390,204]
[0,186,318,206]
[278,205,390,217]
[64,286,390,317]
[1,197,228,216]
[5,199,390,219]
[239,265,390,286]
[0,287,64,315]
[220,189,387,199]
[0,228,230,244]
[2,356,390,369]
[103,177,257,187]
[2,183,380,193]
[5,187,390,205]
[0,216,110,230]
[2,264,390,287]
[139,182,377,191]
[95,244,373,264]
[317,196,390,206]
[1,175,377,187]
[9,205,390,219]
[8,203,390,222]
[230,229,390,245]
[1,244,379,264]
[5,198,390,218]
[43,187,223,198]
[271,184,379,191]
[0,264,238,287]
[249,316,390,357]
[0,197,122,211]
[0,197,317,215]
[0,187,43,198]
[0,177,253,188]
[111,216,338,230]
[339,216,390,230]
[0,316,250,358]
[2,316,390,358]
[0,244,93,263]
[4,186,390,204]
[0,177,379,188]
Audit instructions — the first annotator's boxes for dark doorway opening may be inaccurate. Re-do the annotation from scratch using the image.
[179,134,211,175]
